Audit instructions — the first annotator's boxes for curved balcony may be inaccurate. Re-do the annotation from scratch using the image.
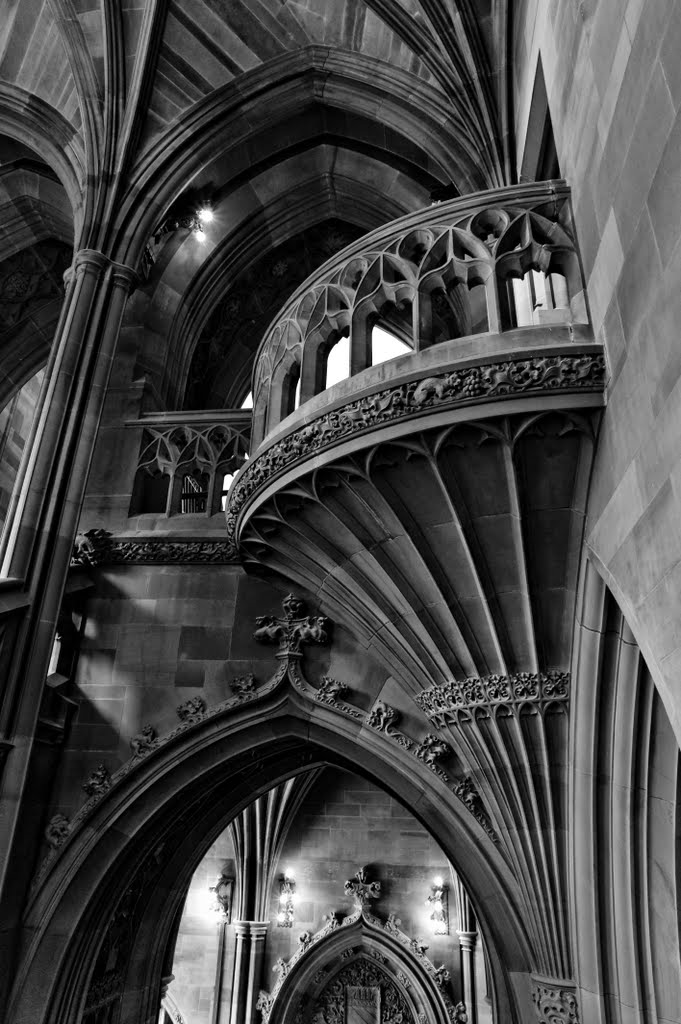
[250,181,590,449]
[227,183,606,692]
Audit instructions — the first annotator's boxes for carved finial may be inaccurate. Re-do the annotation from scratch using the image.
[254,596,330,658]
[344,866,380,907]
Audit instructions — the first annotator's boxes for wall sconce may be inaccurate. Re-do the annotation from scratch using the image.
[425,875,449,934]
[209,873,234,921]
[277,868,296,927]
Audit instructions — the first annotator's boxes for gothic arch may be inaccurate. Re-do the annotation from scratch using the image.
[10,692,532,1024]
[109,48,492,269]
[267,914,455,1024]
[0,83,85,244]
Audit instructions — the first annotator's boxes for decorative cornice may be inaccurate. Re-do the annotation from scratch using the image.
[71,531,239,566]
[228,353,606,543]
[414,671,570,727]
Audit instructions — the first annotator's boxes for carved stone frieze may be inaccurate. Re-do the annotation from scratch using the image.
[227,353,606,544]
[532,982,580,1023]
[44,813,70,849]
[71,533,239,567]
[415,671,570,726]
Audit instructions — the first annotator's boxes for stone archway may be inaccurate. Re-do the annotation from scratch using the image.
[9,691,531,1024]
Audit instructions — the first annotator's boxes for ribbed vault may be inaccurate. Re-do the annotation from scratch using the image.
[237,409,599,691]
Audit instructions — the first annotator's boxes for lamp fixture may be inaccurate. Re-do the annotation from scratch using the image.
[425,878,449,934]
[277,870,296,927]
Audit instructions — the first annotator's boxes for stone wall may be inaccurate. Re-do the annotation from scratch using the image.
[513,0,681,744]
[48,564,392,831]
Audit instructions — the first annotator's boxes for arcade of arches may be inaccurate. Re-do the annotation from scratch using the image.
[0,4,680,1024]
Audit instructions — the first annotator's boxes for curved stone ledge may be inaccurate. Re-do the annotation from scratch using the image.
[227,349,606,545]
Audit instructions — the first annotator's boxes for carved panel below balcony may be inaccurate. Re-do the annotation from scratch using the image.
[228,352,604,693]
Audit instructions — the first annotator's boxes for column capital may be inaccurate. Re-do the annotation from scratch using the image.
[233,920,270,939]
[457,930,478,952]
[65,249,138,290]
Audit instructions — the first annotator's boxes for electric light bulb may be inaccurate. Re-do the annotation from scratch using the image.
[433,875,444,887]
[285,867,295,879]
[198,206,214,223]
[194,228,206,242]
[277,912,285,923]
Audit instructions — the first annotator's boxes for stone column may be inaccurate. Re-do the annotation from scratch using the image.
[457,930,478,1024]
[0,249,136,1005]
[229,921,269,1024]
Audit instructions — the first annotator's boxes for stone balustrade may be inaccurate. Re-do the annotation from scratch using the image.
[251,181,589,449]
[129,410,251,518]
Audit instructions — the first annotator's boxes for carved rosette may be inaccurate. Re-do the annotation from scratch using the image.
[532,982,580,1024]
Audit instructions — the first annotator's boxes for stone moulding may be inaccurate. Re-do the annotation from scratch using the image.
[71,532,239,566]
[414,671,570,726]
[227,352,606,544]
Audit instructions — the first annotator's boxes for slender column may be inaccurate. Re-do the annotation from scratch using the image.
[0,250,136,1012]
[229,921,269,1024]
[457,930,478,1024]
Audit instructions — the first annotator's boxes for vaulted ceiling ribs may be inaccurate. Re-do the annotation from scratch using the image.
[238,411,598,693]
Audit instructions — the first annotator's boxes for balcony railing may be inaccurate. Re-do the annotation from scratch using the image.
[128,410,251,518]
[250,181,589,449]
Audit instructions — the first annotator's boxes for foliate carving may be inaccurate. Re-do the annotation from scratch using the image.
[366,702,412,749]
[385,913,402,935]
[433,966,450,987]
[396,971,411,988]
[415,671,570,726]
[453,1004,468,1023]
[344,866,381,907]
[176,697,206,723]
[227,354,605,543]
[254,595,330,656]
[298,931,313,950]
[130,724,158,756]
[231,673,257,699]
[413,734,452,769]
[45,813,70,849]
[315,677,362,719]
[532,983,580,1023]
[452,778,498,843]
[70,535,239,566]
[82,764,111,798]
[72,529,112,566]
